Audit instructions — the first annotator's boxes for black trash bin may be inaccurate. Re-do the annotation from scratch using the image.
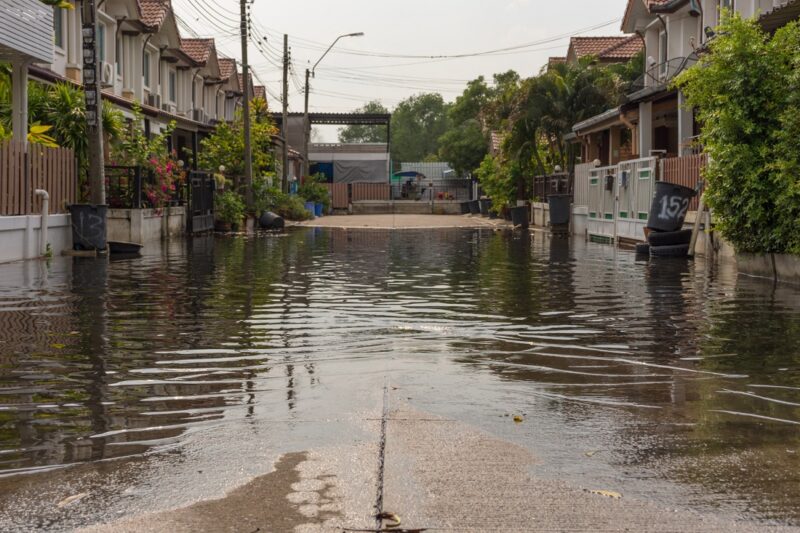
[468,200,480,215]
[547,194,571,226]
[479,198,492,217]
[68,204,107,251]
[259,211,285,230]
[460,201,471,215]
[510,205,529,228]
[646,181,697,232]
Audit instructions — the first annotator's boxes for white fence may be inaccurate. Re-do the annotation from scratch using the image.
[580,157,658,242]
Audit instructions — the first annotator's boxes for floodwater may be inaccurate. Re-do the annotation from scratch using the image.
[0,228,798,528]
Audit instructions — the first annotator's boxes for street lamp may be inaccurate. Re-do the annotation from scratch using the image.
[302,32,364,177]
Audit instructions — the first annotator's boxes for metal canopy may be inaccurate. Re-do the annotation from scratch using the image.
[271,112,391,126]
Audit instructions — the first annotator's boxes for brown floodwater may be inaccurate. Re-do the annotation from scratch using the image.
[0,228,798,528]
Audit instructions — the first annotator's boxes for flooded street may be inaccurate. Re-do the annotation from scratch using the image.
[0,227,798,531]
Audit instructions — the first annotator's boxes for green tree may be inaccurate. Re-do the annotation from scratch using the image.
[438,118,486,176]
[337,100,389,143]
[674,14,800,254]
[389,93,449,162]
[199,97,277,182]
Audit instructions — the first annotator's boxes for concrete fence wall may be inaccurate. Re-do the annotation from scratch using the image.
[108,207,185,245]
[0,214,73,263]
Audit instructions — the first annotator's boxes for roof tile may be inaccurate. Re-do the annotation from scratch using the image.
[180,38,214,64]
[569,35,642,61]
[138,0,170,29]
[218,57,236,80]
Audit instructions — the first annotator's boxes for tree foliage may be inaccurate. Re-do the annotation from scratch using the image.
[337,100,389,143]
[389,93,449,162]
[199,98,277,180]
[674,14,800,254]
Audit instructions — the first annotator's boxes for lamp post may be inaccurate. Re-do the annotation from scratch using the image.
[302,32,364,178]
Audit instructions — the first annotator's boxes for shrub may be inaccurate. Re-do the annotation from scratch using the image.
[673,14,800,254]
[215,191,246,225]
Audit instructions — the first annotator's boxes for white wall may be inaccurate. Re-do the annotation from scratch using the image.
[0,215,73,263]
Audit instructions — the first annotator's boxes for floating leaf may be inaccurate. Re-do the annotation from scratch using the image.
[50,343,66,350]
[377,511,401,528]
[589,489,621,499]
[513,415,524,423]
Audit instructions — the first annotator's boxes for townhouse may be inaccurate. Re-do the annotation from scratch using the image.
[572,0,800,166]
[34,0,265,165]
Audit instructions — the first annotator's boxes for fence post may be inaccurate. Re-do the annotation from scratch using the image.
[134,166,143,208]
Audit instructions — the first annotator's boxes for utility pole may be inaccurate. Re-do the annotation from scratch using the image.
[302,33,364,180]
[281,34,289,193]
[81,0,105,205]
[302,67,310,180]
[239,0,254,210]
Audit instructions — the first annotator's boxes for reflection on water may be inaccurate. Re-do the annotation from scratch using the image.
[0,229,798,523]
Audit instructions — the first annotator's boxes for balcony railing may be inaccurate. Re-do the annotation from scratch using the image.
[628,56,697,94]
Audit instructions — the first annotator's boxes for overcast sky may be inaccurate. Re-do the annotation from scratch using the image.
[173,0,629,139]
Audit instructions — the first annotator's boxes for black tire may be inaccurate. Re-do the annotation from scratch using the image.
[635,243,650,255]
[649,243,690,257]
[647,229,692,247]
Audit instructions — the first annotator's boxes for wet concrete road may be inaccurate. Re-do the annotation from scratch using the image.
[0,228,798,531]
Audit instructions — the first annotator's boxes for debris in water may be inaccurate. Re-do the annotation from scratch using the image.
[50,343,66,350]
[56,492,88,508]
[377,511,402,528]
[513,415,524,423]
[588,489,622,499]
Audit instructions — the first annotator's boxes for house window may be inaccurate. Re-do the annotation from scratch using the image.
[717,0,734,24]
[98,24,106,61]
[168,70,177,103]
[143,50,151,88]
[659,30,668,77]
[53,8,64,49]
[116,37,122,75]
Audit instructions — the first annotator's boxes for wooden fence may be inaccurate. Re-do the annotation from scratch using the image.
[325,183,349,209]
[660,153,707,211]
[0,141,77,215]
[351,183,390,202]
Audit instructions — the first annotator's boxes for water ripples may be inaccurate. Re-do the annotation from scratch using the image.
[0,229,798,520]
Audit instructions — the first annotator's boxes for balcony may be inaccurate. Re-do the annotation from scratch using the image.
[627,56,697,98]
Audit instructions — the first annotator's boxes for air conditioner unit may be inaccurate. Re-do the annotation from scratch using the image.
[147,93,161,108]
[161,102,177,114]
[100,61,114,87]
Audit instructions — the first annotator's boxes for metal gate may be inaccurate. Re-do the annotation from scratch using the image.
[188,171,215,233]
[616,157,657,242]
[587,165,617,240]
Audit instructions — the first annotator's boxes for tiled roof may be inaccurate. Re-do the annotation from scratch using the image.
[180,38,214,64]
[138,0,170,29]
[569,35,642,61]
[254,86,266,100]
[218,57,236,80]
[548,56,566,65]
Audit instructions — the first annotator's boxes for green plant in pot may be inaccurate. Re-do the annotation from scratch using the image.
[215,191,246,232]
[297,173,331,213]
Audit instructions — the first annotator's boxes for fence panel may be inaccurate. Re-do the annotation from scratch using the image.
[1,141,76,215]
[325,183,348,209]
[352,182,389,201]
[660,153,707,211]
[573,163,593,207]
[29,143,76,214]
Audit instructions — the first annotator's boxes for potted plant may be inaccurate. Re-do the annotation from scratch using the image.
[298,173,331,216]
[215,190,245,232]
